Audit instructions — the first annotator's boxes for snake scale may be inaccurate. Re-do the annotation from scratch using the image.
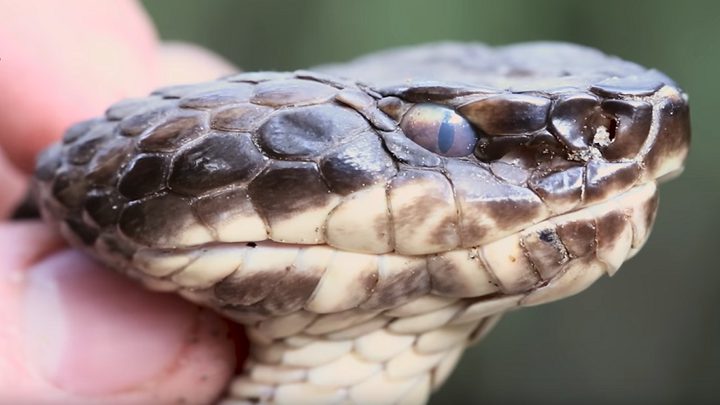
[31,42,690,404]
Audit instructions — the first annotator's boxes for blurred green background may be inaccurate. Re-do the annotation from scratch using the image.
[142,1,719,403]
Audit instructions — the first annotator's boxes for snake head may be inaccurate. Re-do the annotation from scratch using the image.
[33,43,690,309]
[31,43,689,404]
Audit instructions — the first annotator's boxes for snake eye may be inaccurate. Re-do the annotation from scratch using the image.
[400,104,478,157]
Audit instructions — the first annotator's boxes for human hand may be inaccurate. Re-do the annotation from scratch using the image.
[0,1,243,403]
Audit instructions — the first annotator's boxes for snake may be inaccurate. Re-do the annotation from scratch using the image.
[31,42,690,404]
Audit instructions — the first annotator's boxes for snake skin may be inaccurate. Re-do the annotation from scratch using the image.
[32,42,690,404]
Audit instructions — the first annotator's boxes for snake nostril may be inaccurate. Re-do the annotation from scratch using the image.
[607,118,618,142]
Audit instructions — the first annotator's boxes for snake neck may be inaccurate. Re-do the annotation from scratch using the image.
[224,307,499,405]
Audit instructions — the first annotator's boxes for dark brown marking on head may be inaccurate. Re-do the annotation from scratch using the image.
[85,137,135,184]
[138,112,208,153]
[458,221,490,246]
[584,161,640,204]
[65,121,115,165]
[118,154,169,200]
[320,133,397,195]
[390,185,441,228]
[459,94,551,135]
[549,93,601,150]
[642,94,691,177]
[118,104,176,137]
[474,134,529,162]
[427,254,489,297]
[556,219,597,258]
[595,210,628,251]
[377,96,407,121]
[335,89,396,131]
[427,215,461,248]
[484,192,545,230]
[178,83,254,109]
[361,264,430,309]
[51,167,88,210]
[474,130,565,166]
[389,170,459,248]
[220,302,275,320]
[379,129,443,167]
[590,74,664,98]
[260,269,324,315]
[524,130,566,164]
[213,268,290,307]
[294,69,356,87]
[193,188,258,231]
[446,160,546,245]
[251,79,337,107]
[528,166,584,211]
[118,193,203,246]
[257,103,369,159]
[84,188,127,228]
[248,161,334,222]
[380,82,482,103]
[169,132,266,196]
[210,103,274,132]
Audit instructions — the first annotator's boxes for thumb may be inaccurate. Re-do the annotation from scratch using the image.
[0,222,236,404]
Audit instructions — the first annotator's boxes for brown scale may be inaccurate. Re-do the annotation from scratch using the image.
[170,132,266,196]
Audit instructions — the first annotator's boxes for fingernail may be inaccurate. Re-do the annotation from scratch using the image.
[23,250,197,395]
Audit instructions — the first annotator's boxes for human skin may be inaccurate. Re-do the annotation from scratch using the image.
[0,1,243,403]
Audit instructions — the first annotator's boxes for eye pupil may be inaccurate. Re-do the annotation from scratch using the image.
[437,111,455,153]
[400,103,479,157]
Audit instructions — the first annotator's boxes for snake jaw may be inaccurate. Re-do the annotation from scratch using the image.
[32,42,689,404]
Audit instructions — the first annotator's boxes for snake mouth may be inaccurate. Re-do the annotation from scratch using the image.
[128,181,658,316]
[476,181,659,304]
